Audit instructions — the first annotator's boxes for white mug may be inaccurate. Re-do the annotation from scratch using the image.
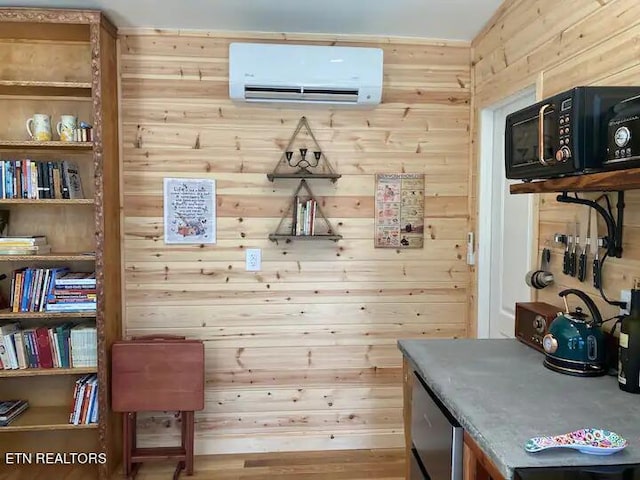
[26,114,52,142]
[56,115,77,142]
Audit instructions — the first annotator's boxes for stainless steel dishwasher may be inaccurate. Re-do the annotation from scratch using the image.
[410,371,463,480]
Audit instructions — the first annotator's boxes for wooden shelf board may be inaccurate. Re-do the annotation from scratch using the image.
[0,80,92,97]
[0,140,93,150]
[269,234,342,242]
[0,252,96,261]
[510,168,640,194]
[0,199,94,205]
[0,406,97,432]
[0,367,96,378]
[267,173,342,182]
[0,309,96,319]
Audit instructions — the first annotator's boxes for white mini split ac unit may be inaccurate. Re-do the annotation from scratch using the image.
[228,43,383,107]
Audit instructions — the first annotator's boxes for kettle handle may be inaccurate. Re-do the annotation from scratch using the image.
[558,289,604,325]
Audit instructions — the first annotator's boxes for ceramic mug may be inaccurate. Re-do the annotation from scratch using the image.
[56,115,77,142]
[25,114,52,142]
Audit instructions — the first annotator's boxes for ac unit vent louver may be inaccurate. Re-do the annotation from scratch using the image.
[244,86,359,103]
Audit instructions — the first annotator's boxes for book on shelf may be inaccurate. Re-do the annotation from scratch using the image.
[74,124,93,143]
[62,161,84,199]
[0,245,51,255]
[0,322,96,370]
[70,374,98,425]
[0,236,51,256]
[0,236,47,246]
[69,323,97,368]
[0,159,83,200]
[8,268,97,313]
[292,198,317,236]
[0,323,19,369]
[47,272,96,312]
[55,272,96,286]
[0,399,29,427]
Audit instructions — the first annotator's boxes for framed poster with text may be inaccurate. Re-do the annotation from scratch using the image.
[164,178,216,244]
[375,173,424,248]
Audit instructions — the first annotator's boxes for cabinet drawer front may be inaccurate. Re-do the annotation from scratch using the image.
[410,448,428,480]
[411,372,462,480]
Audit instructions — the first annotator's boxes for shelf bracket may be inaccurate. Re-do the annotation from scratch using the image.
[556,191,624,258]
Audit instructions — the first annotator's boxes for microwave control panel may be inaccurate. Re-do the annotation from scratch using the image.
[557,97,573,162]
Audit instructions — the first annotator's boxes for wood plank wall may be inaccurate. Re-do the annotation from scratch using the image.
[119,30,472,454]
[471,0,640,325]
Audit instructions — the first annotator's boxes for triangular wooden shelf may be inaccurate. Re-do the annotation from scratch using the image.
[269,179,342,242]
[268,116,340,183]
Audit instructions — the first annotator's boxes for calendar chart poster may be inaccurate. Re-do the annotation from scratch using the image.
[375,174,424,249]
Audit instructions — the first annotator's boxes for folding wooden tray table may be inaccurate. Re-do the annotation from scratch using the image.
[111,335,204,479]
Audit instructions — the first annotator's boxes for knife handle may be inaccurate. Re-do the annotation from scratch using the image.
[563,250,570,275]
[569,251,577,277]
[577,252,587,282]
[593,258,601,289]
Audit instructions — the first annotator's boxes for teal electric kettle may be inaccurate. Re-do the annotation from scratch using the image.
[542,289,606,377]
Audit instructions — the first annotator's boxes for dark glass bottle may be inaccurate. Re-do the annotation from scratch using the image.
[619,289,640,393]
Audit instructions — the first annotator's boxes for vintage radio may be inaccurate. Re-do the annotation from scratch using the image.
[515,302,561,353]
[604,94,640,170]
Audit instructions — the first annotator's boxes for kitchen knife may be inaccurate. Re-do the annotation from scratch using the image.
[577,209,588,282]
[594,249,601,289]
[590,210,601,289]
[569,221,578,277]
[563,225,571,275]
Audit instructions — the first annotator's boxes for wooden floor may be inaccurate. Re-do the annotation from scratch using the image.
[0,449,405,479]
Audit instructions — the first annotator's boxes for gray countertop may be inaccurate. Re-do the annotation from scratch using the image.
[398,339,640,479]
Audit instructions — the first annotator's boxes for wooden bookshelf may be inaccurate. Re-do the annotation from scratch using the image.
[510,168,640,194]
[0,80,92,97]
[0,406,97,432]
[0,252,96,261]
[0,9,121,479]
[268,179,342,240]
[0,140,93,150]
[0,367,96,378]
[0,309,96,319]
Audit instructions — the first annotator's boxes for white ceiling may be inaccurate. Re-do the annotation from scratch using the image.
[0,0,503,40]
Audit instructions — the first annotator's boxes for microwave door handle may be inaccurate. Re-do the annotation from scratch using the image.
[538,103,554,165]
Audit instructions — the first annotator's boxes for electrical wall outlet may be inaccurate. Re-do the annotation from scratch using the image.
[245,248,261,272]
[620,289,632,316]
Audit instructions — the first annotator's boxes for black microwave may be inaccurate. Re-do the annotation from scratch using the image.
[505,86,640,181]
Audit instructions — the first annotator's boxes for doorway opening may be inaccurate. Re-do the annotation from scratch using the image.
[477,86,537,338]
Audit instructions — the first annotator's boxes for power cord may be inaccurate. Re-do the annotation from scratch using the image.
[588,193,627,308]
[597,251,626,308]
[561,193,626,308]
[601,314,624,327]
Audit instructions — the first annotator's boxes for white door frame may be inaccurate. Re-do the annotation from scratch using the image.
[477,86,537,338]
